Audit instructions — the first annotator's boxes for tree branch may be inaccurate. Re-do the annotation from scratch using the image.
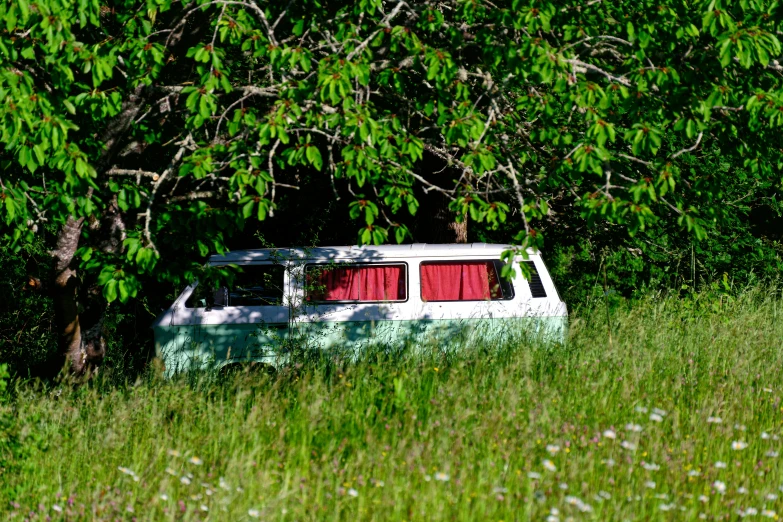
[670,132,703,159]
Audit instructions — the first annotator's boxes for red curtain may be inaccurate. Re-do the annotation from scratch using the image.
[317,266,359,301]
[312,265,404,301]
[421,262,497,301]
[360,265,404,301]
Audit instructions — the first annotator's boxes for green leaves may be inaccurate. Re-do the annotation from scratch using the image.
[624,123,663,156]
[97,265,141,304]
[0,0,780,311]
[305,144,323,171]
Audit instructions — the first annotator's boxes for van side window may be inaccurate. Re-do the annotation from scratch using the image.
[185,265,285,307]
[420,261,514,302]
[306,264,407,302]
[522,261,547,298]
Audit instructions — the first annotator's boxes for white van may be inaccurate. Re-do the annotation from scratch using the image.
[152,243,567,375]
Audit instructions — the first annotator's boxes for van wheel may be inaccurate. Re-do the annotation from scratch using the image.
[219,362,276,377]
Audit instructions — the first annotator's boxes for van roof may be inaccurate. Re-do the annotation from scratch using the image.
[209,243,540,263]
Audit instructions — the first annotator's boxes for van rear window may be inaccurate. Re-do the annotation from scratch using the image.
[306,264,407,302]
[523,261,547,298]
[420,261,514,302]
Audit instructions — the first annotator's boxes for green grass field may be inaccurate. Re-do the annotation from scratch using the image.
[3,289,783,521]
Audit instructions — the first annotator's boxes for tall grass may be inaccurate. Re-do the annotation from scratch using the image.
[3,288,783,520]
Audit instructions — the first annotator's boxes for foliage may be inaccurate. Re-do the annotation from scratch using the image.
[0,237,58,374]
[3,289,783,518]
[0,0,781,303]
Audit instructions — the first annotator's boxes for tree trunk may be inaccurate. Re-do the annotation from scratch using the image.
[413,151,468,244]
[415,190,468,243]
[45,7,215,377]
[51,217,105,375]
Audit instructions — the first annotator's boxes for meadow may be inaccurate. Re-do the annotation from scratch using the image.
[3,288,783,521]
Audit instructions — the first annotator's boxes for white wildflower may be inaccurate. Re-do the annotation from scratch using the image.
[620,440,637,451]
[118,466,139,481]
[688,470,701,477]
[767,493,778,501]
[160,494,169,501]
[652,408,667,417]
[493,487,508,494]
[200,505,208,512]
[347,488,359,497]
[762,510,777,518]
[598,491,611,499]
[52,505,62,513]
[219,477,230,490]
[732,441,749,450]
[642,462,660,471]
[167,449,181,457]
[707,416,722,424]
[761,432,771,440]
[434,472,450,482]
[604,458,616,467]
[699,495,709,503]
[713,480,727,494]
[635,406,648,413]
[625,423,643,432]
[528,471,542,480]
[165,467,177,476]
[738,487,748,494]
[650,413,664,422]
[715,461,728,469]
[424,475,431,482]
[248,509,260,518]
[542,459,557,472]
[546,444,561,455]
[188,456,203,465]
[180,476,192,485]
[645,481,656,489]
[558,483,569,490]
[546,516,559,522]
[735,424,747,431]
[660,503,675,511]
[565,496,592,512]
[766,450,779,458]
[602,429,617,439]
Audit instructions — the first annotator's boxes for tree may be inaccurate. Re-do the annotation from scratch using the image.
[1,0,781,373]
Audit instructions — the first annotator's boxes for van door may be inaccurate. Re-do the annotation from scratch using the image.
[197,263,290,365]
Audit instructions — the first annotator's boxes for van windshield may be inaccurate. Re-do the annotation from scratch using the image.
[185,265,285,308]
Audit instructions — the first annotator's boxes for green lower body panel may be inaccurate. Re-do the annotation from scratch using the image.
[154,317,567,377]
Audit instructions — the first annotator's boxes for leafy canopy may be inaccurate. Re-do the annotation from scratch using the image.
[0,0,781,301]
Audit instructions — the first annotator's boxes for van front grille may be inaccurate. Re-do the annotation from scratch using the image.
[523,261,547,298]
